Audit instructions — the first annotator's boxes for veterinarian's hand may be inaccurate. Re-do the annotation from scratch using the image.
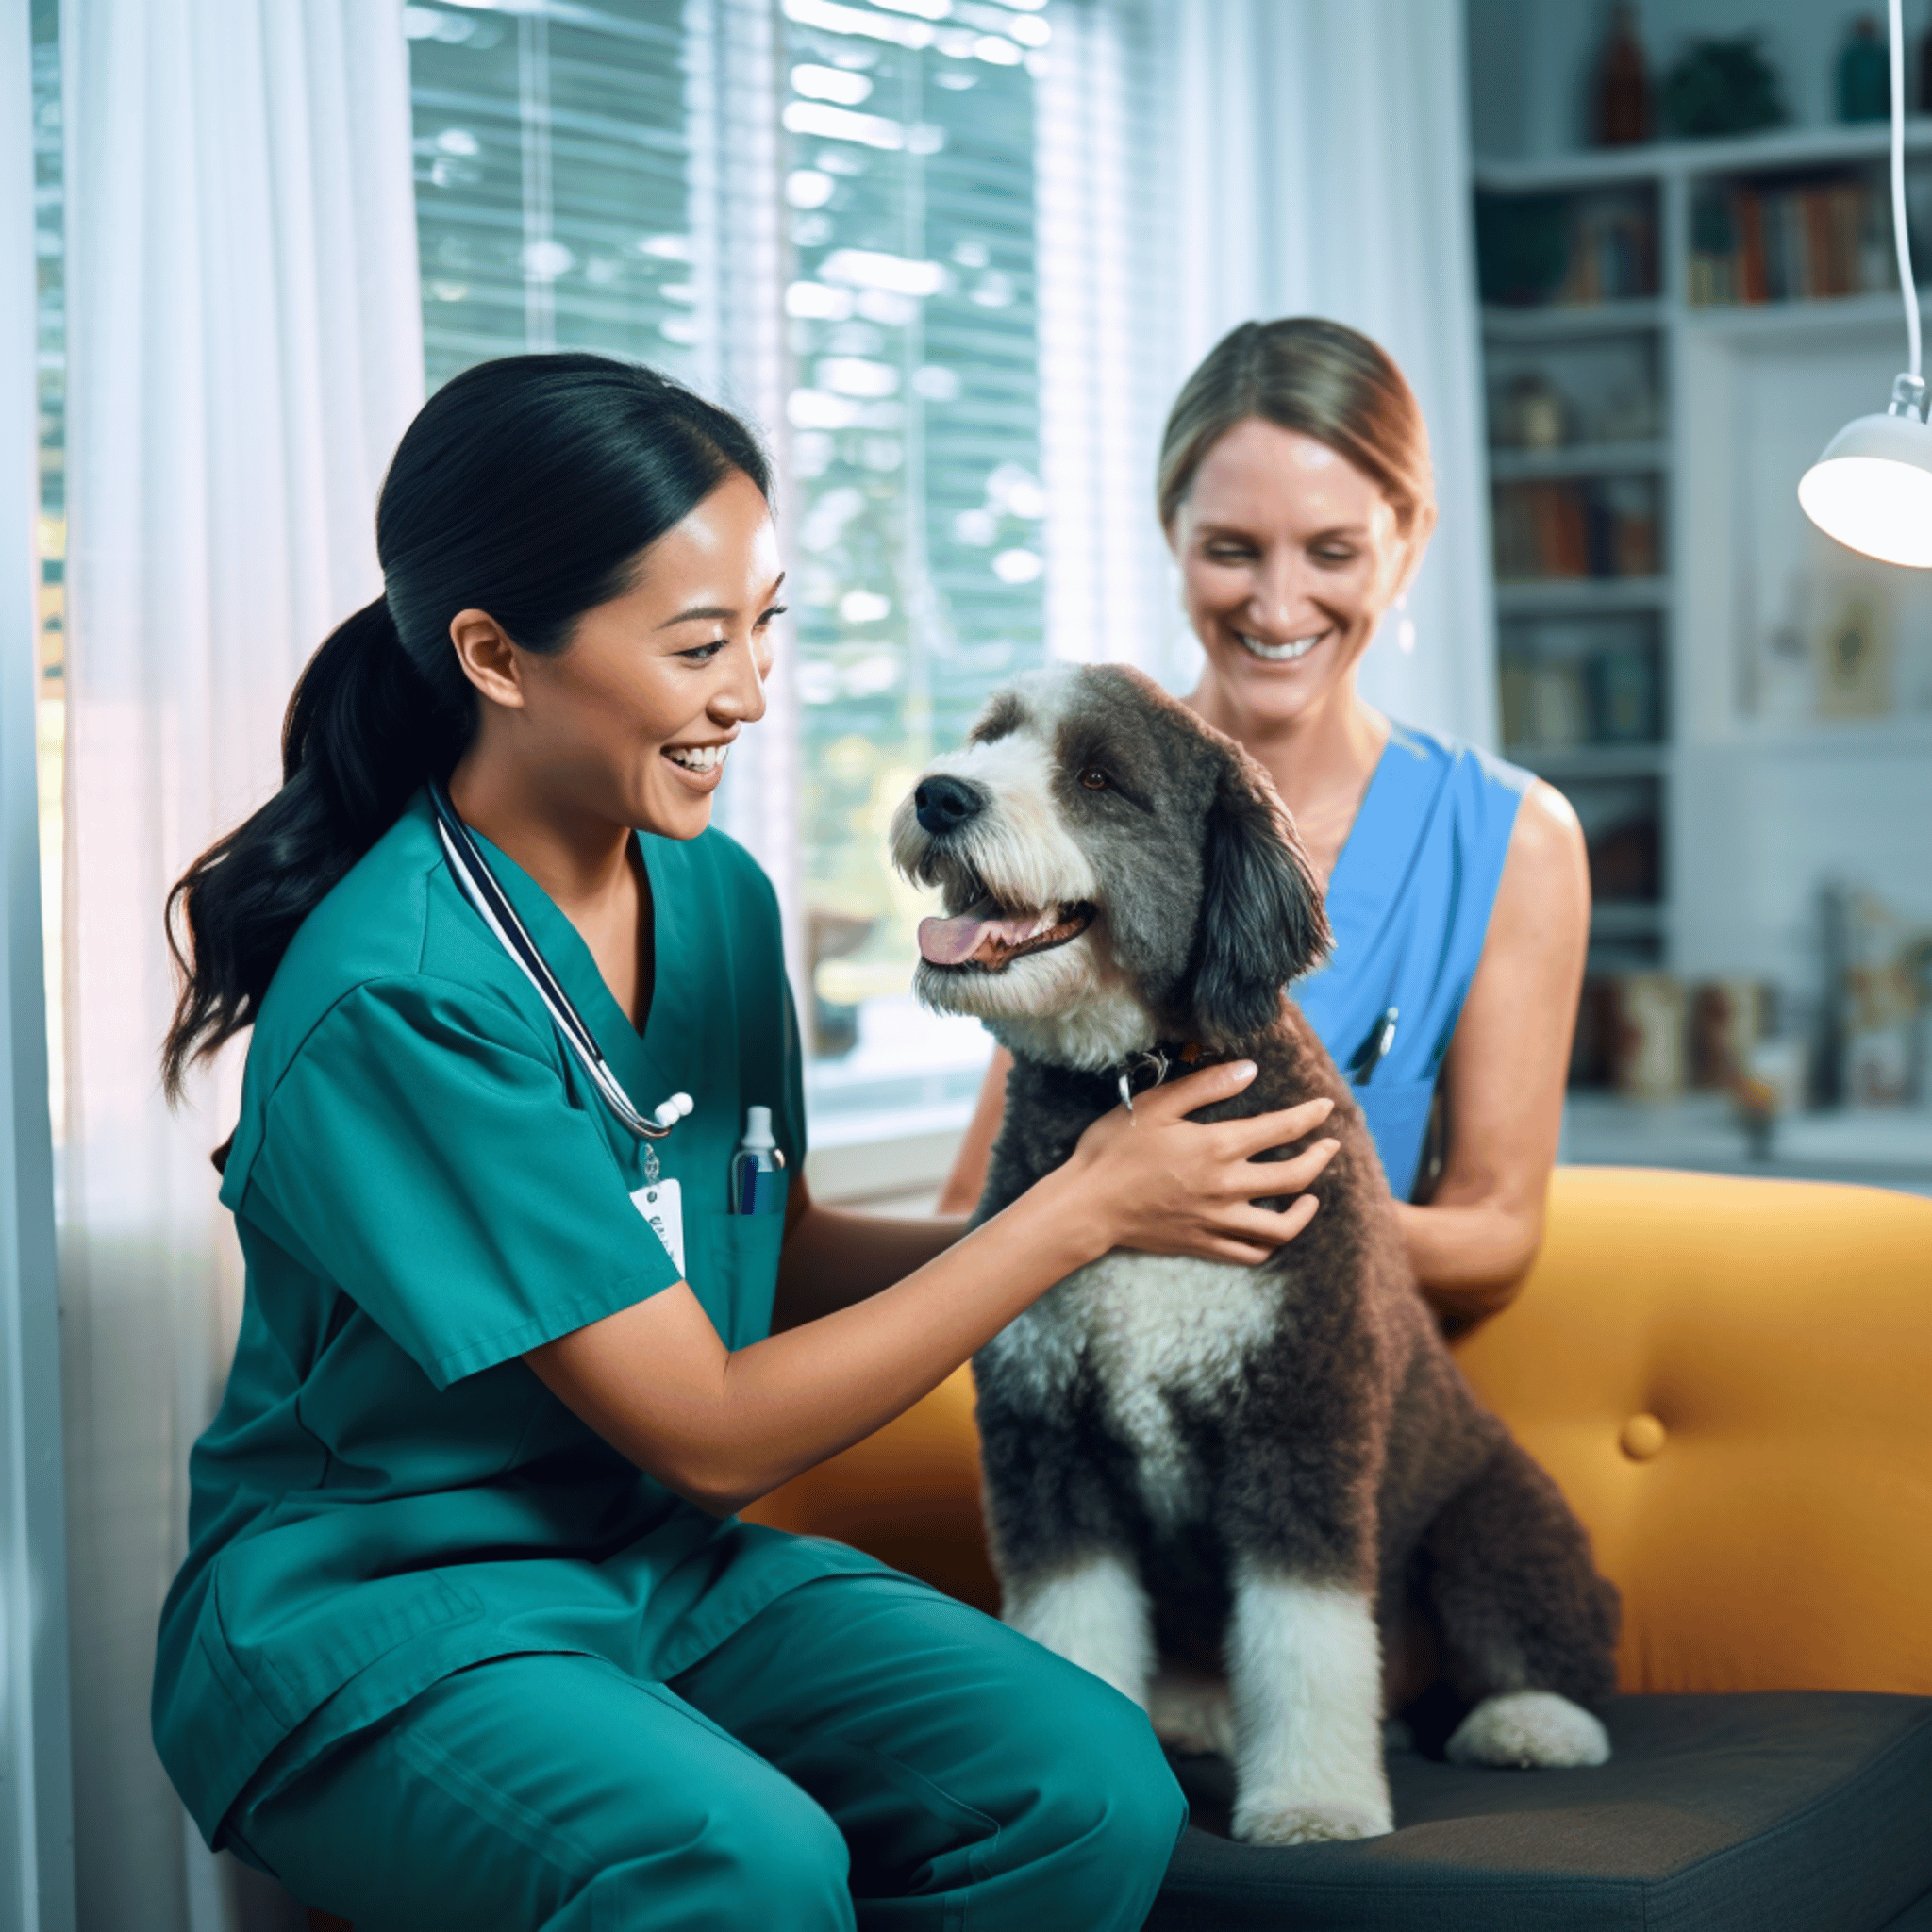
[1067,1060,1340,1265]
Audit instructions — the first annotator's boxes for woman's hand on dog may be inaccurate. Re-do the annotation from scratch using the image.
[1065,1061,1339,1265]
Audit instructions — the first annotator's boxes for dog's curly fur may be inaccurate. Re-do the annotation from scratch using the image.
[894,663,1621,1844]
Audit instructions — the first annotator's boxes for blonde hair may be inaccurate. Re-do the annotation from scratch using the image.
[1158,318,1435,534]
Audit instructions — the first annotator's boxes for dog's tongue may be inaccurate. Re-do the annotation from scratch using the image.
[918,910,1042,966]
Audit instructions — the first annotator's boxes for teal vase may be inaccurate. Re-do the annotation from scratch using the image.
[1839,17,1890,124]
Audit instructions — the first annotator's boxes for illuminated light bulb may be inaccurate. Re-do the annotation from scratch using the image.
[1798,374,1932,568]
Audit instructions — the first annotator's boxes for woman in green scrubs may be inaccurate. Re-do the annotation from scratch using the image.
[152,353,1340,1931]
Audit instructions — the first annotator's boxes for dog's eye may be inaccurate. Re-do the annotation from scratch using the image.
[1078,767,1108,791]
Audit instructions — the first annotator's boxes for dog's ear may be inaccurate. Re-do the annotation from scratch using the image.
[1183,757,1331,1047]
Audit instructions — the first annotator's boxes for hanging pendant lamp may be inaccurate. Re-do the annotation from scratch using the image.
[1797,0,1932,567]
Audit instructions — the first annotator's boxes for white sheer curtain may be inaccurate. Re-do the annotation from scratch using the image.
[686,0,803,998]
[1034,0,1185,683]
[1040,0,1496,744]
[58,1,423,1925]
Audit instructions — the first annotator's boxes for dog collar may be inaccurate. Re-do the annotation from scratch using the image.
[1111,1040,1221,1112]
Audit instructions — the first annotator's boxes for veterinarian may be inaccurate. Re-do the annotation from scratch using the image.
[943,318,1589,1337]
[149,354,1344,1932]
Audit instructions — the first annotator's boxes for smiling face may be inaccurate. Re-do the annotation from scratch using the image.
[891,664,1327,1068]
[1169,417,1433,734]
[451,469,785,841]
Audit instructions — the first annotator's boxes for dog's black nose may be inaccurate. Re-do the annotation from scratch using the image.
[914,774,987,838]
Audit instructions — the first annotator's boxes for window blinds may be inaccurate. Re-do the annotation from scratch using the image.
[400,1,1511,1124]
[404,0,1071,1127]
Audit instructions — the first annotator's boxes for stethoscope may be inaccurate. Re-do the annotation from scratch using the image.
[428,781,694,1141]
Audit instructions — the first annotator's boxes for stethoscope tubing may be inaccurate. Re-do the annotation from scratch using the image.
[428,781,686,1141]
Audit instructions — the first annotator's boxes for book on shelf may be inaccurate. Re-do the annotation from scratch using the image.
[1500,637,1659,748]
[1557,198,1657,305]
[1501,659,1587,746]
[1585,806,1659,904]
[1589,642,1658,741]
[1491,477,1660,582]
[1690,172,1895,307]
[1476,188,1657,308]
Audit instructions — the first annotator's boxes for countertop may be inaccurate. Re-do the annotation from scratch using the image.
[1559,1091,1932,1197]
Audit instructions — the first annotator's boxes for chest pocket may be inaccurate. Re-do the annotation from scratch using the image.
[693,1170,790,1351]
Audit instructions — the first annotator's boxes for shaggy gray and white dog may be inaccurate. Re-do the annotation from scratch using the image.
[891,663,1620,1846]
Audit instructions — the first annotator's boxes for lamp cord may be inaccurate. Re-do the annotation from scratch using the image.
[1892,0,1922,380]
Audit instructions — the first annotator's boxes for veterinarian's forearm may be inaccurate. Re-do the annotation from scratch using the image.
[541,1169,1105,1515]
[771,1200,969,1328]
[1393,1197,1544,1325]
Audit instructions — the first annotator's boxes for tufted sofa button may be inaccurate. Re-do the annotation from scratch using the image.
[1620,1413,1667,1460]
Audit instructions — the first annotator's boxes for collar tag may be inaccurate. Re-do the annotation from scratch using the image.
[1115,1046,1174,1112]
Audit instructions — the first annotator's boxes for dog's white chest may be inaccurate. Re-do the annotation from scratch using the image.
[985,1254,1282,1529]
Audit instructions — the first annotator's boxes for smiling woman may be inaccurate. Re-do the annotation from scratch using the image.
[160,353,776,1094]
[145,352,1345,1928]
[943,319,1592,1341]
[440,467,786,1024]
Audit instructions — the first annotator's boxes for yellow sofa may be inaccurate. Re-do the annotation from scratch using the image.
[746,1165,1932,1699]
[309,1168,1932,1932]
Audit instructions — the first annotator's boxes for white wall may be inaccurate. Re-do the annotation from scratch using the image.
[1673,317,1932,1001]
[1469,0,1876,159]
[1675,741,1932,997]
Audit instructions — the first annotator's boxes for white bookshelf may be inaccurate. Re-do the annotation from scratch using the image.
[1489,439,1668,479]
[1492,576,1670,615]
[1475,114,1932,193]
[1681,288,1916,339]
[1474,120,1932,995]
[1480,297,1667,341]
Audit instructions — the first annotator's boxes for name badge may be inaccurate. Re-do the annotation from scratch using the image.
[629,1177,685,1276]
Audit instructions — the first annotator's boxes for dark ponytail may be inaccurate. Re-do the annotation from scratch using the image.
[163,352,771,1100]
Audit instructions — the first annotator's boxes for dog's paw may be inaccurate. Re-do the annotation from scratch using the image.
[1232,1797,1393,1846]
[1148,1667,1235,1757]
[1446,1691,1610,1769]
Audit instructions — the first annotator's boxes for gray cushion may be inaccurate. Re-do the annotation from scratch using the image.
[1149,1693,1932,1932]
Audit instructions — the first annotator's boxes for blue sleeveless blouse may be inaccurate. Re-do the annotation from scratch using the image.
[1292,723,1533,1204]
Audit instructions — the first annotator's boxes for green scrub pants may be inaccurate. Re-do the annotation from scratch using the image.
[233,1571,1187,1931]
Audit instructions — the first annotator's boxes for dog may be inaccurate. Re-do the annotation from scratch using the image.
[891,662,1620,1846]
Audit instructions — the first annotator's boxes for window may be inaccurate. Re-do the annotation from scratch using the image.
[406,2,698,388]
[781,0,1051,1134]
[404,0,1060,1141]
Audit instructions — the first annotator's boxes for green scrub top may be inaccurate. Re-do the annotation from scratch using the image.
[153,791,889,1850]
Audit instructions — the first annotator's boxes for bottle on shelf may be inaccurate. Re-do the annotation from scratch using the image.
[1495,372,1569,451]
[1837,15,1890,124]
[1590,2,1654,148]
